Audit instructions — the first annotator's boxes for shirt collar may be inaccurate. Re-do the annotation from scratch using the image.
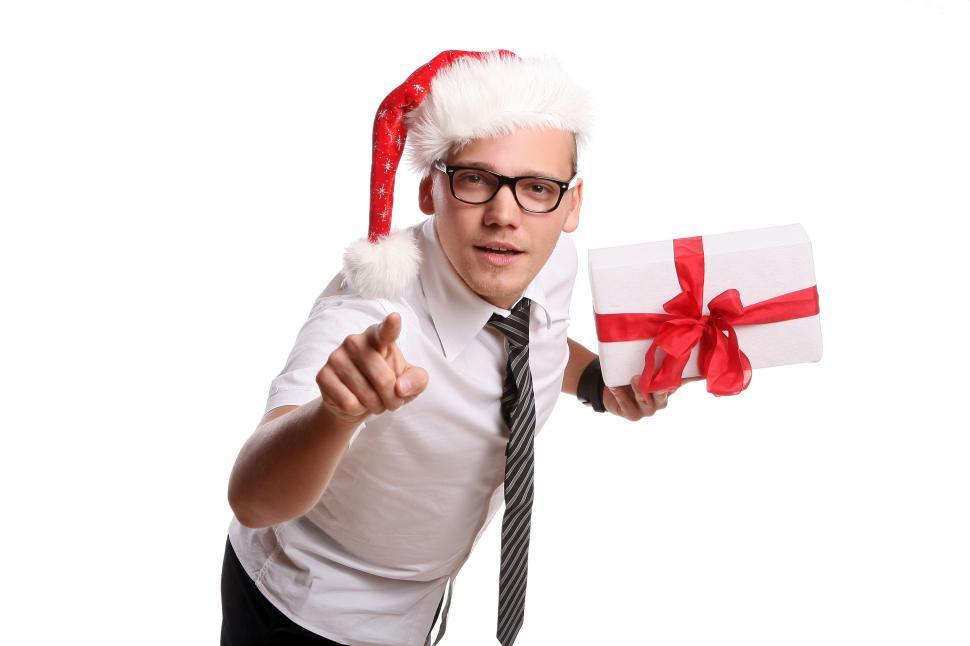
[416,216,552,363]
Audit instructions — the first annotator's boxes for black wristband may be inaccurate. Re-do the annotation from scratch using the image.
[576,357,606,413]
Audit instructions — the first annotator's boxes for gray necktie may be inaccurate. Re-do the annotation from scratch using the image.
[486,296,536,646]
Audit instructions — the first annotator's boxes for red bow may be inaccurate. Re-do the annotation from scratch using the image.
[594,236,820,397]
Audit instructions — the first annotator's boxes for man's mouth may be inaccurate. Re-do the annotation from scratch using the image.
[474,244,523,255]
[474,244,525,266]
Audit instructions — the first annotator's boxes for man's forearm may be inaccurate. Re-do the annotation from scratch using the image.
[228,398,362,529]
[562,336,597,396]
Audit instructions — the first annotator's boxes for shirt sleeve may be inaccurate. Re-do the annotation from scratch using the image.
[263,291,392,415]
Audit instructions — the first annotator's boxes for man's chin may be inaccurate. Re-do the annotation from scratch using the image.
[460,262,537,306]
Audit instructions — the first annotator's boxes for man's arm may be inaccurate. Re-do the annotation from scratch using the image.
[562,336,598,396]
[228,311,428,529]
[228,398,362,529]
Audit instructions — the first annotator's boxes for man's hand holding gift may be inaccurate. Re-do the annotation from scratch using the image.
[603,375,705,421]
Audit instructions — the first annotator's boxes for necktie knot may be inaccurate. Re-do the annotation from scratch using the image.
[486,297,531,348]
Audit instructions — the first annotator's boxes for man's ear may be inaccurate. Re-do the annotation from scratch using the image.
[561,178,582,233]
[418,172,435,216]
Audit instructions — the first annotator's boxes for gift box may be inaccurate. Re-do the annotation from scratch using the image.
[588,223,823,397]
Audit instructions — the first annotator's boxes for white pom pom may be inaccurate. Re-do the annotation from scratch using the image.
[342,227,421,300]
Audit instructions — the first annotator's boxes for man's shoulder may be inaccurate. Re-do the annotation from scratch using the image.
[305,269,419,335]
[315,268,414,311]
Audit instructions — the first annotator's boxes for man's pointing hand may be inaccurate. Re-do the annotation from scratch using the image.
[317,312,429,424]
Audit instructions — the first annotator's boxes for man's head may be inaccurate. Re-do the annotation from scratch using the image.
[418,126,583,310]
[343,49,591,301]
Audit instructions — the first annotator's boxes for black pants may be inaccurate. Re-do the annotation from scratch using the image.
[221,535,444,645]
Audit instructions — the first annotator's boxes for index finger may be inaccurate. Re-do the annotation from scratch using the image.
[368,312,402,355]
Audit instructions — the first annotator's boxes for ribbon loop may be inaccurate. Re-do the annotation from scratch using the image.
[663,289,701,318]
[707,288,745,318]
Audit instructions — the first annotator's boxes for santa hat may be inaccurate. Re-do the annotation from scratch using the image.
[342,49,593,300]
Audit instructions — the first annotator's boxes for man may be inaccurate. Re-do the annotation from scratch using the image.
[222,49,698,646]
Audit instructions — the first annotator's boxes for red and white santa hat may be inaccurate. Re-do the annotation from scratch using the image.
[342,48,593,300]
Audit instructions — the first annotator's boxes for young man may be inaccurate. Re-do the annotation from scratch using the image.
[222,50,696,646]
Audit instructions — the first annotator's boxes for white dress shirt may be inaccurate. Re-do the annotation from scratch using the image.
[228,214,578,646]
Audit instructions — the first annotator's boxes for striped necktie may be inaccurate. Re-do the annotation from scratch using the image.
[486,296,536,646]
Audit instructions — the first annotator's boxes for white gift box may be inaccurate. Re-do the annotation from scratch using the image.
[588,223,823,394]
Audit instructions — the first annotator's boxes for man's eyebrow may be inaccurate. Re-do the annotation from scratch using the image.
[452,160,564,179]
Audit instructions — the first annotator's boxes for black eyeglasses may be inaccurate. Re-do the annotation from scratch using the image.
[432,159,579,214]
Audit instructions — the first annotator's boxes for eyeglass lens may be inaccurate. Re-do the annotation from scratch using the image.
[451,169,561,212]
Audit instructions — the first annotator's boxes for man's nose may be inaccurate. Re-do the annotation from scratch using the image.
[483,183,522,226]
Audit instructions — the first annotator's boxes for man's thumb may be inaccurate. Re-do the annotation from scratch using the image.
[396,365,428,398]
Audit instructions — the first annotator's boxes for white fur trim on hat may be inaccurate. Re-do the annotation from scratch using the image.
[403,51,593,178]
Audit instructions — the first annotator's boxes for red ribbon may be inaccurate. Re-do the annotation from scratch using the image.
[594,236,820,397]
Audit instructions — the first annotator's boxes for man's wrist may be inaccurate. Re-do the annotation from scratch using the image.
[576,357,606,412]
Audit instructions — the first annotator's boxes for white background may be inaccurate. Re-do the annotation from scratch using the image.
[2,1,968,644]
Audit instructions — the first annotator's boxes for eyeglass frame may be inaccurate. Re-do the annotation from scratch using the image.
[432,158,580,214]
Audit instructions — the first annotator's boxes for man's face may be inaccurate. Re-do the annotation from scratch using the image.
[417,127,583,310]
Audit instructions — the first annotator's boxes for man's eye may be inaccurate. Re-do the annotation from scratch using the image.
[528,184,548,194]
